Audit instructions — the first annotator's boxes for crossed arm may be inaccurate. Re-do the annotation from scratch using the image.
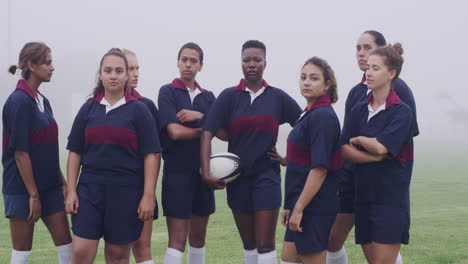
[342,136,388,163]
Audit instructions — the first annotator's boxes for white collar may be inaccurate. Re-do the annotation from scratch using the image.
[101,96,126,114]
[187,87,201,104]
[367,103,386,121]
[246,85,266,104]
[36,93,44,113]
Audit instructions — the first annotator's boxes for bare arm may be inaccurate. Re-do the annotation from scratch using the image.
[60,170,67,201]
[288,166,327,232]
[65,151,81,214]
[176,109,203,123]
[167,123,202,141]
[15,150,41,223]
[342,144,386,164]
[200,130,226,189]
[138,153,160,221]
[350,136,388,156]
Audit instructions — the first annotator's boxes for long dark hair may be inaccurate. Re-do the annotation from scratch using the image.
[302,57,338,103]
[92,48,129,98]
[363,30,387,47]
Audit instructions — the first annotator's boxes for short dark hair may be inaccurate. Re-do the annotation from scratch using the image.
[242,40,266,56]
[363,30,387,46]
[370,43,404,80]
[178,42,204,64]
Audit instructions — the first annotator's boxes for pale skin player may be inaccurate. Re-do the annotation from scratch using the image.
[124,50,161,264]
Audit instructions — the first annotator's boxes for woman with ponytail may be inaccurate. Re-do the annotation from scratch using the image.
[65,48,161,263]
[327,31,419,264]
[341,43,415,264]
[2,42,72,264]
[279,57,342,264]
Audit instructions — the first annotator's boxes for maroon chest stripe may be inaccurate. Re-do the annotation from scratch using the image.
[286,140,311,166]
[330,149,343,170]
[3,123,59,151]
[29,123,59,146]
[85,126,139,150]
[228,114,279,137]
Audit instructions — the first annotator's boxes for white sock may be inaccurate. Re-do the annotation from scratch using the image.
[258,250,277,264]
[326,247,348,264]
[395,252,403,264]
[164,248,184,264]
[11,249,31,264]
[280,261,302,264]
[187,246,205,264]
[244,249,258,264]
[56,243,72,264]
[137,260,155,264]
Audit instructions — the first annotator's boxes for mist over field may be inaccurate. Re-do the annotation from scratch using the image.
[1,0,467,152]
[1,2,468,262]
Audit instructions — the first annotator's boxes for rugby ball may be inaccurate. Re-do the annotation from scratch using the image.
[206,152,241,183]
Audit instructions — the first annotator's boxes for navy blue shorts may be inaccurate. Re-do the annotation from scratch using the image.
[3,186,65,220]
[72,183,144,244]
[355,204,410,245]
[162,170,215,219]
[284,211,335,255]
[227,167,281,212]
[338,168,354,214]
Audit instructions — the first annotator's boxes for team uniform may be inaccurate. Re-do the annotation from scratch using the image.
[67,90,160,244]
[341,89,413,244]
[131,88,160,220]
[338,76,419,213]
[2,80,64,220]
[158,78,216,219]
[203,79,302,212]
[283,94,342,254]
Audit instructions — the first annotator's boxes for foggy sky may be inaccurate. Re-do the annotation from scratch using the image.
[1,0,467,151]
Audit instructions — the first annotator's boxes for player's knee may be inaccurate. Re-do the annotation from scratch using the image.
[168,236,187,252]
[189,233,206,248]
[105,247,130,264]
[72,246,93,262]
[132,242,151,261]
[106,255,130,264]
[241,239,256,250]
[327,237,344,252]
[256,241,275,254]
[327,230,345,251]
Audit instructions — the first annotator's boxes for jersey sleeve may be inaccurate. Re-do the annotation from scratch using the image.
[6,96,34,152]
[67,101,92,155]
[343,87,357,128]
[340,104,361,147]
[157,85,179,130]
[393,79,419,137]
[309,111,339,170]
[376,105,413,157]
[199,91,216,127]
[142,98,161,133]
[202,88,232,134]
[280,91,302,126]
[134,103,161,155]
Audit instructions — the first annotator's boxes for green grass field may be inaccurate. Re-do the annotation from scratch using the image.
[1,146,467,263]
